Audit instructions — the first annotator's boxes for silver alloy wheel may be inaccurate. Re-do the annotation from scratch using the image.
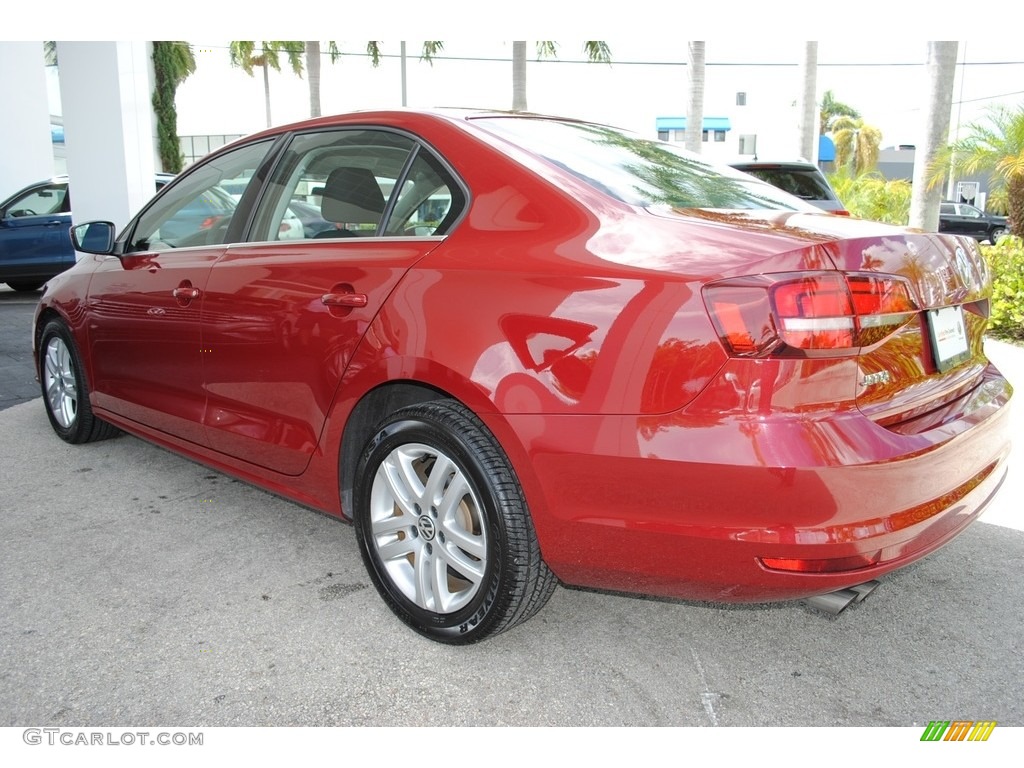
[43,336,78,429]
[368,443,488,614]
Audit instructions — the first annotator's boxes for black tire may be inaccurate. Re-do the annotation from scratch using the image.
[989,227,1007,244]
[353,399,556,644]
[6,280,44,292]
[38,319,120,444]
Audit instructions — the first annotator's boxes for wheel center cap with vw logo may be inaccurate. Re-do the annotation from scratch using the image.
[417,515,436,541]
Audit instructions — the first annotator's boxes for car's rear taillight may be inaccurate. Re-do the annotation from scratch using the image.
[703,272,918,357]
[831,209,851,216]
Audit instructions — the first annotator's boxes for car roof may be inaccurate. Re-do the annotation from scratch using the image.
[238,107,629,145]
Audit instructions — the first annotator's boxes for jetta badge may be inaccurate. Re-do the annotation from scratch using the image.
[861,370,891,387]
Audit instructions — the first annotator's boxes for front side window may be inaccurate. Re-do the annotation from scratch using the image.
[126,140,274,252]
[3,184,68,218]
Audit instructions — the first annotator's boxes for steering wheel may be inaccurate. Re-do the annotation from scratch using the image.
[15,208,38,217]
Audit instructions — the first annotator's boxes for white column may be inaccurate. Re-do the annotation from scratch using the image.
[0,42,55,200]
[56,41,157,231]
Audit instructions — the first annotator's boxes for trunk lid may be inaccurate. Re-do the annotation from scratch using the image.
[642,208,996,429]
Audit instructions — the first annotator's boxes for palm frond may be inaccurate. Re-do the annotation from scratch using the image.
[366,42,382,67]
[421,41,444,63]
[536,41,558,59]
[583,41,611,63]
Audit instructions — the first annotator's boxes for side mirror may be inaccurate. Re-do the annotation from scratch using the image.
[72,221,117,255]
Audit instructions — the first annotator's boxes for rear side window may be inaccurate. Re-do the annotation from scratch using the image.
[383,150,464,236]
[251,128,464,240]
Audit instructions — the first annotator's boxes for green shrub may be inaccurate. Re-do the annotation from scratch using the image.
[983,236,1024,342]
[827,169,912,225]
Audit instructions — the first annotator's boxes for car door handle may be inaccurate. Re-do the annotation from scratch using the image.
[322,292,368,308]
[45,220,64,227]
[173,286,201,301]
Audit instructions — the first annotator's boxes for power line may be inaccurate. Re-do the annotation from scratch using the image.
[198,44,1024,68]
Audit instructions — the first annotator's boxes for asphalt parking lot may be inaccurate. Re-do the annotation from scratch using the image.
[0,286,42,410]
[1,285,1022,728]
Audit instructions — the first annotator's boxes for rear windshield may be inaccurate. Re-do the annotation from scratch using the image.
[473,116,815,212]
[733,166,837,202]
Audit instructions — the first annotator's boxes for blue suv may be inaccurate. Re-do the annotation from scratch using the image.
[0,175,174,292]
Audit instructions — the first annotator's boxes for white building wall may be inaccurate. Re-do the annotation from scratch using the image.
[658,64,809,163]
[0,42,55,200]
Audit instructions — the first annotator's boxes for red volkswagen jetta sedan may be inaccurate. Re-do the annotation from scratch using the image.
[34,110,1012,643]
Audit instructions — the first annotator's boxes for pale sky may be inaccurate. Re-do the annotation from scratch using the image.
[20,1,1024,156]
[171,39,1024,152]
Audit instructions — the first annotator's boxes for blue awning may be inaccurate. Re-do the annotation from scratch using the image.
[656,116,732,132]
[818,135,835,162]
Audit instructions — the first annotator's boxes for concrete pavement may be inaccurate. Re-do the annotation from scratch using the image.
[0,339,1021,727]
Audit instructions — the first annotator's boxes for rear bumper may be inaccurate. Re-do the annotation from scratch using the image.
[497,364,1013,602]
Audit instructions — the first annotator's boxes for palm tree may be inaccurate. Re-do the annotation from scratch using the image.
[229,41,305,127]
[797,42,818,162]
[832,116,883,175]
[930,103,1024,236]
[151,42,197,173]
[303,41,442,117]
[685,42,705,154]
[363,41,443,68]
[511,41,611,112]
[911,42,959,233]
[819,89,860,135]
[305,41,341,118]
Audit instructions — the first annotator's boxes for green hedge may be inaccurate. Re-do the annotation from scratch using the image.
[827,170,911,225]
[983,236,1024,342]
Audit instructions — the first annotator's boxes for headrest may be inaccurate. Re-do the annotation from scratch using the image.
[320,167,385,224]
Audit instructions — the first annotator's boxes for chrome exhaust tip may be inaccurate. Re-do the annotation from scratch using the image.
[804,589,859,615]
[848,580,881,602]
[804,580,881,615]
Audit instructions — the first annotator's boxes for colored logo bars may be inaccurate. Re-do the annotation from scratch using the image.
[920,721,997,741]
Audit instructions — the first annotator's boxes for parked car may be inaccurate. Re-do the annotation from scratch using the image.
[728,159,848,214]
[286,198,334,238]
[0,174,173,292]
[0,173,317,292]
[939,201,1008,243]
[36,110,1011,644]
